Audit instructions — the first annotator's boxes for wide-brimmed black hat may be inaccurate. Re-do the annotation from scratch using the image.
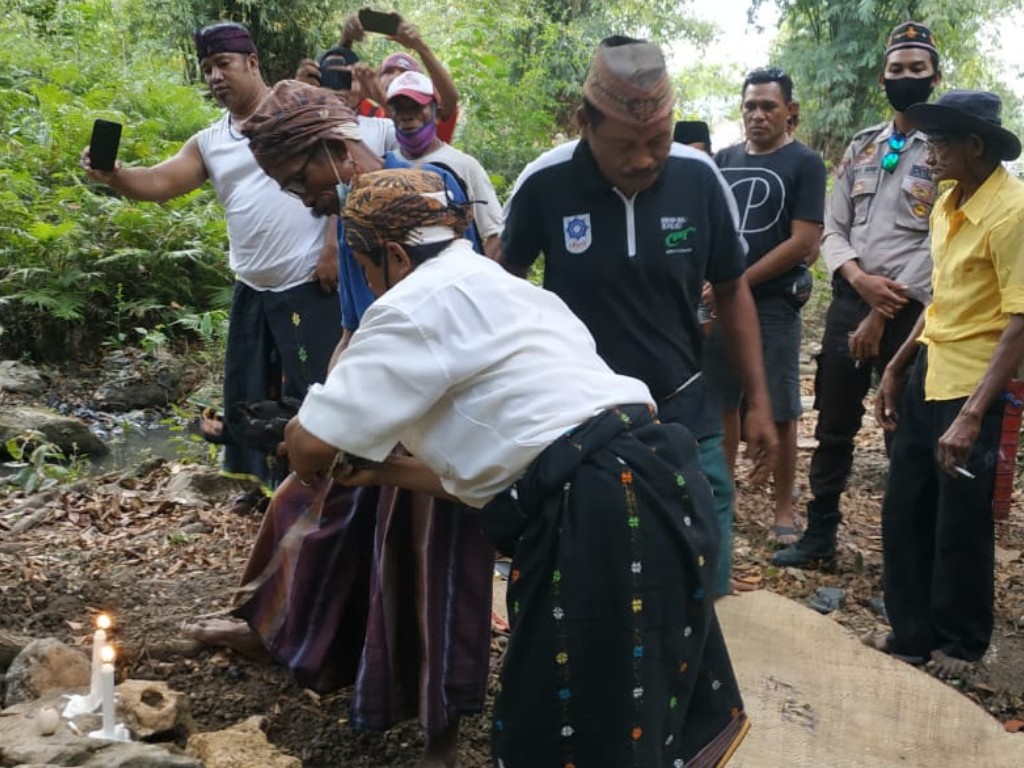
[906,90,1021,161]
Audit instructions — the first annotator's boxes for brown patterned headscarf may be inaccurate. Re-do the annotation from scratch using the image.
[583,36,674,127]
[240,80,361,175]
[342,169,473,255]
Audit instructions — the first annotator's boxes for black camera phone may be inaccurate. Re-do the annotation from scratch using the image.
[89,119,122,172]
[321,67,353,91]
[358,8,401,36]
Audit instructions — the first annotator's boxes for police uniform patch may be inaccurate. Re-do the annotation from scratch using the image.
[909,164,932,180]
[563,214,592,254]
[912,202,929,218]
[909,181,936,204]
[854,143,878,166]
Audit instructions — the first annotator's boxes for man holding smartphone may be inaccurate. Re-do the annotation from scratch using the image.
[80,22,374,507]
[295,45,390,119]
[338,10,461,143]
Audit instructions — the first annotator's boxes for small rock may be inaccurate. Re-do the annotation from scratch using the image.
[4,639,90,707]
[0,406,108,458]
[92,354,187,411]
[164,468,259,504]
[186,716,301,768]
[117,679,195,740]
[0,360,46,393]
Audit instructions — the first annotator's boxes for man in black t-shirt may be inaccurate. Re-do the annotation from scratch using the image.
[704,67,826,546]
[501,38,779,600]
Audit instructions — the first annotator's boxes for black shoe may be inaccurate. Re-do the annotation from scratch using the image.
[771,534,837,568]
[771,499,840,568]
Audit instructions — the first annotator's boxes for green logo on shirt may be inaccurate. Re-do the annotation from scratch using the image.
[665,227,696,248]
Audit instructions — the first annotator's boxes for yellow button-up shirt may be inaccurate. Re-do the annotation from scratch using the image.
[921,165,1024,400]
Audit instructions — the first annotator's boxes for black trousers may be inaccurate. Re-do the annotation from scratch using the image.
[808,276,923,503]
[882,348,1000,661]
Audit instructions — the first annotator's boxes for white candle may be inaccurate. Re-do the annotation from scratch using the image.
[100,644,116,738]
[89,614,111,702]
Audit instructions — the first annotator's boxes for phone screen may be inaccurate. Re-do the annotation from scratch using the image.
[321,68,353,91]
[89,119,122,172]
[358,8,400,36]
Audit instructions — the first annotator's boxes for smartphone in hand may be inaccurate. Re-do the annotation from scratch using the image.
[358,8,401,36]
[89,119,122,171]
[321,68,353,91]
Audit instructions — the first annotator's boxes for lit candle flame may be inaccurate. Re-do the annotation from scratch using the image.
[101,644,115,664]
[96,614,111,630]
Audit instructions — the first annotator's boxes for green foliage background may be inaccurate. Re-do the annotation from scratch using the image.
[0,0,711,362]
[1,0,1021,362]
[0,0,229,360]
[754,0,1024,161]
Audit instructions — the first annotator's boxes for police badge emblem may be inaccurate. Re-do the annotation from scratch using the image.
[563,214,592,254]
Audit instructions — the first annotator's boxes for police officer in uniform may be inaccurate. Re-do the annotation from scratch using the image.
[774,21,941,567]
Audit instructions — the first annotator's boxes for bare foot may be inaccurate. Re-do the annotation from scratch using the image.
[419,719,459,768]
[859,631,925,666]
[182,618,272,662]
[768,523,801,546]
[730,578,760,594]
[926,649,972,679]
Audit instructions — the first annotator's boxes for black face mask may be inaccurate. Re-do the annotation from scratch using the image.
[884,76,934,113]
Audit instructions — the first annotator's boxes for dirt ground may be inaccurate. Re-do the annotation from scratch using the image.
[2,336,1024,766]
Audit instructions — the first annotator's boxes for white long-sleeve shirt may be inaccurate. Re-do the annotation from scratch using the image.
[299,239,652,507]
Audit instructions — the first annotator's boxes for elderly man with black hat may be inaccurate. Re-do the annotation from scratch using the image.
[80,22,376,507]
[501,35,778,601]
[774,20,942,569]
[865,90,1024,678]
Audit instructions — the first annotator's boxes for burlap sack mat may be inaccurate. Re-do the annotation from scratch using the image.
[718,590,1024,767]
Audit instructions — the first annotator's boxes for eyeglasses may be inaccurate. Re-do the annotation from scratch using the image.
[881,131,907,173]
[281,151,318,197]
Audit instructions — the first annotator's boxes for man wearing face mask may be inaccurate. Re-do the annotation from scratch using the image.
[387,71,503,259]
[773,21,941,569]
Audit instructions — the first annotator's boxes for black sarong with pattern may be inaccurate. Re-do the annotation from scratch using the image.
[482,405,749,768]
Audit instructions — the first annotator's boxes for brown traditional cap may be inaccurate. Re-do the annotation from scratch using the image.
[343,169,473,254]
[885,21,938,58]
[583,36,674,127]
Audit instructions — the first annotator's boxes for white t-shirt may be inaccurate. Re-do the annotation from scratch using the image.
[357,115,398,157]
[397,143,503,240]
[196,114,326,291]
[298,239,652,507]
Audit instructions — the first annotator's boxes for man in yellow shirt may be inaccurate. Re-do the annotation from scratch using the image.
[871,91,1024,678]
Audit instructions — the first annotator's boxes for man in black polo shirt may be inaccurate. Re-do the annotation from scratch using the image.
[501,36,778,599]
[705,67,826,546]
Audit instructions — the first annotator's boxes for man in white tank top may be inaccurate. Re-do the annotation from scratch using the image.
[80,22,376,500]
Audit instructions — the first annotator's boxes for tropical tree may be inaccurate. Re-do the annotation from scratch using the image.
[754,0,1024,160]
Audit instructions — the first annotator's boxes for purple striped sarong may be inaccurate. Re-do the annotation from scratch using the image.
[233,474,493,734]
